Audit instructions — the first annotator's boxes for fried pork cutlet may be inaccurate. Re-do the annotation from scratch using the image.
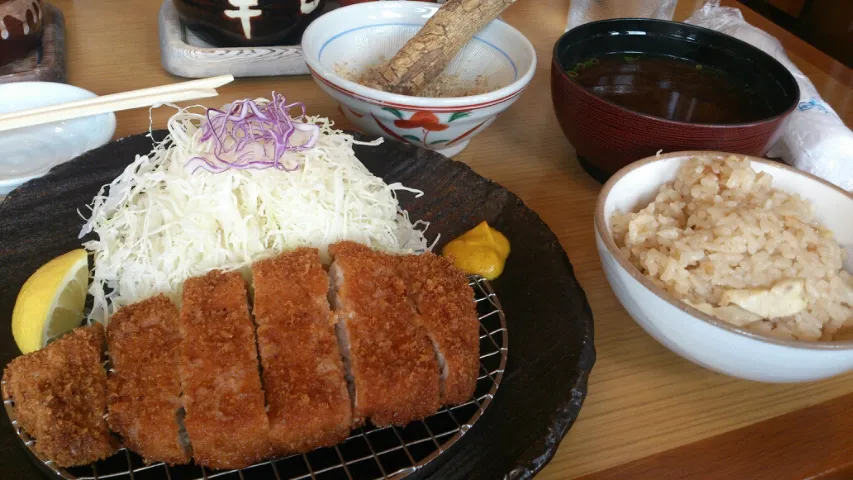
[328,241,440,427]
[398,253,479,405]
[178,270,271,469]
[2,324,116,467]
[106,295,189,465]
[252,249,352,455]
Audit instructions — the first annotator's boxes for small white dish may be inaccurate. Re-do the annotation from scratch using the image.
[301,1,536,157]
[595,151,853,383]
[0,82,116,195]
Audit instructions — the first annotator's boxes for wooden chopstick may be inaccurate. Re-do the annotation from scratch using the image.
[0,74,235,133]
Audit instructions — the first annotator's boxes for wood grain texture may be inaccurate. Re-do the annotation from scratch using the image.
[576,389,853,480]
[0,4,65,84]
[768,0,808,17]
[733,0,853,93]
[7,0,853,478]
[362,0,516,95]
[158,0,308,78]
[540,2,853,478]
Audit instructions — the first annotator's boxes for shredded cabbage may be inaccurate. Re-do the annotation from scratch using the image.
[80,99,433,322]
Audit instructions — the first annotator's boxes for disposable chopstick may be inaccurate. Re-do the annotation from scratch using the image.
[0,74,234,133]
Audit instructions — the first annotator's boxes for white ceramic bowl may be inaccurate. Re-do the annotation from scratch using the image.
[595,151,853,383]
[0,82,116,195]
[301,1,536,157]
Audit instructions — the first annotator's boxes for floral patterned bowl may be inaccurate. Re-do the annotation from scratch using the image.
[301,1,536,157]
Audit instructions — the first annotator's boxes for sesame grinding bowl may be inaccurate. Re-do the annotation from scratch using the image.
[301,1,536,157]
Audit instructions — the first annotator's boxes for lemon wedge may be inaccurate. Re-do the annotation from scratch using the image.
[12,249,89,354]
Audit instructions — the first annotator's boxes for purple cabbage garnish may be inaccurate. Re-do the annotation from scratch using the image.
[187,93,321,174]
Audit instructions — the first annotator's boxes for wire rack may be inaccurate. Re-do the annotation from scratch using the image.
[3,276,508,480]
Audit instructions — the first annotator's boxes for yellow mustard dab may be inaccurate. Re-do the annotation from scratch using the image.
[442,221,510,280]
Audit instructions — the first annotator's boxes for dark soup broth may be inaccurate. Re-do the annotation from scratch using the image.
[567,53,776,124]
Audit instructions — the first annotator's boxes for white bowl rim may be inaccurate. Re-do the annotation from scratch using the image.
[301,1,537,108]
[595,150,853,351]
[0,82,117,189]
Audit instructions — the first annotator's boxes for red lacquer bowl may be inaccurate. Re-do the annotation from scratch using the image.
[551,19,800,182]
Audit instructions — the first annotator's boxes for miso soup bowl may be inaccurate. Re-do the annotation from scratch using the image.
[596,151,853,383]
[551,19,800,182]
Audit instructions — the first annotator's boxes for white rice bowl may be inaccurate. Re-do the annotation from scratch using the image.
[611,155,853,341]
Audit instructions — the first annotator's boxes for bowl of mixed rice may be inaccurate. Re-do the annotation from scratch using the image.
[595,151,853,382]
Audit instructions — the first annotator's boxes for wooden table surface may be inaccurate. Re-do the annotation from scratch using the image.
[41,0,853,478]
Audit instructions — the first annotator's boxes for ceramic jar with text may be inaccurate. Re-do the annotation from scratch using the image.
[173,0,326,47]
[0,0,43,67]
[338,0,444,6]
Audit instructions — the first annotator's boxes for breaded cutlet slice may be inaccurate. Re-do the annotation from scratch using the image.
[252,249,352,455]
[178,270,271,470]
[398,253,479,405]
[106,295,189,465]
[2,324,116,467]
[328,241,440,427]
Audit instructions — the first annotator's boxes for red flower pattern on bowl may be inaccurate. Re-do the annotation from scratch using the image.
[393,111,448,131]
[364,107,490,151]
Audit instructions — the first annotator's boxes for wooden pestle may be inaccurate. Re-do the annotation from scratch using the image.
[361,0,517,96]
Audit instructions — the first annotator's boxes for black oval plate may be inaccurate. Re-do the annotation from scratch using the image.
[0,133,595,480]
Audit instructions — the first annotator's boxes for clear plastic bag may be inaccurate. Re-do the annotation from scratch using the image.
[686,0,853,192]
[566,0,678,30]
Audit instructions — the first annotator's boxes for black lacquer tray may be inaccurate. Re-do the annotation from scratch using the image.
[0,133,595,480]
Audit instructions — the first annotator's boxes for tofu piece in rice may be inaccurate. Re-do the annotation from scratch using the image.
[328,241,440,427]
[398,253,480,405]
[2,324,116,468]
[178,270,272,470]
[106,295,190,465]
[252,249,353,455]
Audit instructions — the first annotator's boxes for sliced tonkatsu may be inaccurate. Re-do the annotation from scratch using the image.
[2,324,116,467]
[252,249,353,454]
[178,270,272,469]
[398,253,479,405]
[328,241,440,427]
[106,295,189,465]
[3,243,488,470]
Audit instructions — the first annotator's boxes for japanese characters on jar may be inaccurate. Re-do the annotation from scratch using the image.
[173,0,325,47]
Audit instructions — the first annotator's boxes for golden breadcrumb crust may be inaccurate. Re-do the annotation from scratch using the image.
[398,253,479,404]
[3,324,116,467]
[252,249,353,455]
[178,270,271,469]
[3,245,481,470]
[329,241,440,427]
[106,295,189,465]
